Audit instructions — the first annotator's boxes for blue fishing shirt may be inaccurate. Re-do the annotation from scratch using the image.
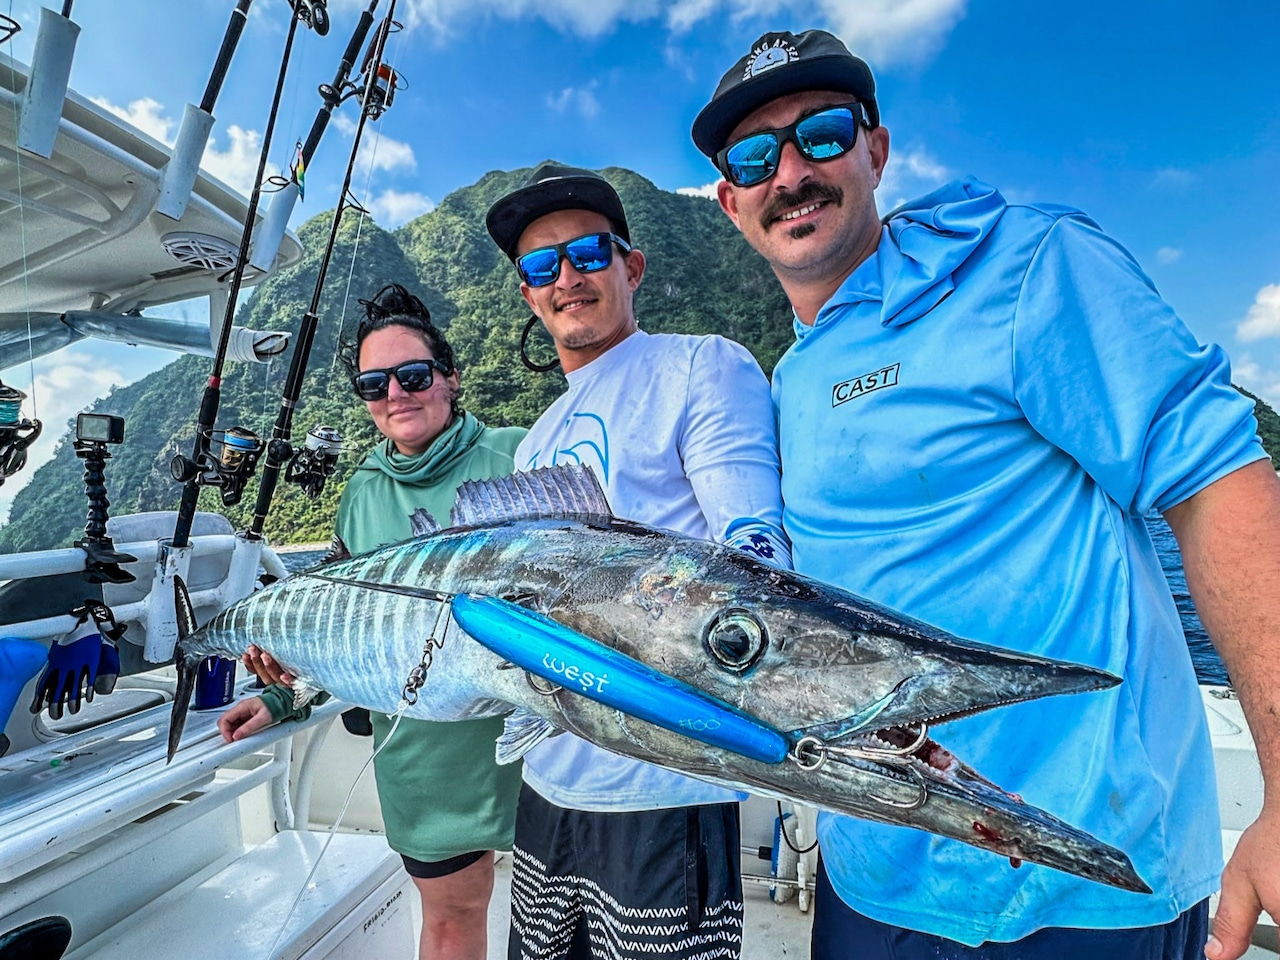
[773,177,1267,944]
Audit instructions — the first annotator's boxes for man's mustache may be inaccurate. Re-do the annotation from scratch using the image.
[760,182,844,230]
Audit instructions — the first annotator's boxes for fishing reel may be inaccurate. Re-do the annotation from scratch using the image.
[283,424,343,500]
[0,382,41,487]
[169,425,264,508]
[288,0,329,36]
[73,414,136,585]
[359,62,400,120]
[354,18,404,120]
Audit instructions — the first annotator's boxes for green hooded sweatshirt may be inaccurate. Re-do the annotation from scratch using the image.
[265,412,526,861]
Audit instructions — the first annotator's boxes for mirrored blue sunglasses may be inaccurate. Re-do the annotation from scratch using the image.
[718,103,868,188]
[516,232,631,288]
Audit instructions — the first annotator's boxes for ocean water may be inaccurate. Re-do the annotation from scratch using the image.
[282,519,1228,687]
[1145,515,1226,685]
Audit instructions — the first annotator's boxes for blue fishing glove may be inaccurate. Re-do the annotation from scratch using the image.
[29,601,126,720]
[1,637,48,755]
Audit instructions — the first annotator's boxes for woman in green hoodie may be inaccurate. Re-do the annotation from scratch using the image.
[219,284,526,960]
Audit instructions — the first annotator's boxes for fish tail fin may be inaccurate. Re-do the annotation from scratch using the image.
[167,575,199,763]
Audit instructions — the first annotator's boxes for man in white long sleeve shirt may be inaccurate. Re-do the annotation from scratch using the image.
[485,162,791,960]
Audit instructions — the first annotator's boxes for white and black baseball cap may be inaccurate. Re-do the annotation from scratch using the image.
[692,30,879,160]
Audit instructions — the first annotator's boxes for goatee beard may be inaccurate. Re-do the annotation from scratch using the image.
[760,181,843,232]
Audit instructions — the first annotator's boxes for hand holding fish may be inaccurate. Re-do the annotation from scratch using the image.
[242,643,294,687]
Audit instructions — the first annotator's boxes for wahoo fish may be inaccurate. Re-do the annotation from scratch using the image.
[169,464,1149,893]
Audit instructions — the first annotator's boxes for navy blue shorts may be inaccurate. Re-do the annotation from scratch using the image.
[508,784,743,960]
[811,857,1210,960]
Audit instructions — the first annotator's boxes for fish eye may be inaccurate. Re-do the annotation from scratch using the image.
[704,608,767,672]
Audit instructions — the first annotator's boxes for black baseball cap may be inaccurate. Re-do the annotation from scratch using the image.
[692,30,879,160]
[485,162,630,261]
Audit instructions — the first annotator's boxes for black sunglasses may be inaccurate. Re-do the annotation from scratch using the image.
[717,102,869,188]
[516,232,632,288]
[352,358,452,401]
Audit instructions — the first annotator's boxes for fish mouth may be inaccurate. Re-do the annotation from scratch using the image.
[773,652,1149,894]
[797,720,1152,895]
[791,645,1122,749]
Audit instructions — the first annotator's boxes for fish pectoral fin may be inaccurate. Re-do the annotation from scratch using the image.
[291,681,324,711]
[496,708,561,765]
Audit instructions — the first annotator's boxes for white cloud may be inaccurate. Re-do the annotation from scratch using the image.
[392,0,660,39]
[677,182,719,200]
[367,189,436,227]
[669,0,968,62]
[88,96,276,199]
[667,0,723,30]
[387,0,965,63]
[333,115,419,180]
[875,146,951,213]
[547,82,601,120]
[1237,284,1280,342]
[90,96,175,145]
[1156,247,1183,266]
[202,124,280,196]
[1152,167,1195,189]
[810,0,968,65]
[0,350,127,524]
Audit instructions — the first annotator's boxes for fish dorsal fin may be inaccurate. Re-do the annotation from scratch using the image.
[496,708,562,764]
[409,508,441,538]
[449,464,613,527]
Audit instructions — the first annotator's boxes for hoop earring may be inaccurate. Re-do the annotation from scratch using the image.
[519,314,560,373]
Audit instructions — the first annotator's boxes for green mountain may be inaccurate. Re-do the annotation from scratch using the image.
[0,165,791,551]
[2,165,1277,552]
[1240,387,1280,467]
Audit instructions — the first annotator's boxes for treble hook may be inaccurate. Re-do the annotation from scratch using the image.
[867,764,929,811]
[792,725,932,809]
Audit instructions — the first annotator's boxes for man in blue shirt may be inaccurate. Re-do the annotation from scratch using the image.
[692,28,1280,960]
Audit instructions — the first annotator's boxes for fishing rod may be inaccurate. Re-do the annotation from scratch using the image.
[167,3,327,551]
[250,0,380,273]
[158,0,255,220]
[246,1,402,540]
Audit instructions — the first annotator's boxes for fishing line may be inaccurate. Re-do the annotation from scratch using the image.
[263,701,410,960]
[2,0,39,417]
[327,16,405,379]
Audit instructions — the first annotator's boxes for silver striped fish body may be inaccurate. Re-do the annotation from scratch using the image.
[183,517,689,721]
[172,466,1149,894]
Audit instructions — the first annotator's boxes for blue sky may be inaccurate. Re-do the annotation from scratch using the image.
[2,0,1279,517]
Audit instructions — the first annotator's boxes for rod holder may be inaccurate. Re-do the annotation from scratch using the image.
[157,104,217,221]
[17,7,80,159]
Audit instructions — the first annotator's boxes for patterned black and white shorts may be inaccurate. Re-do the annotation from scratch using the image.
[508,784,744,960]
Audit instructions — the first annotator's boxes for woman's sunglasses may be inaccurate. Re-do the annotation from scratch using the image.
[516,232,631,288]
[717,102,869,188]
[352,358,452,401]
